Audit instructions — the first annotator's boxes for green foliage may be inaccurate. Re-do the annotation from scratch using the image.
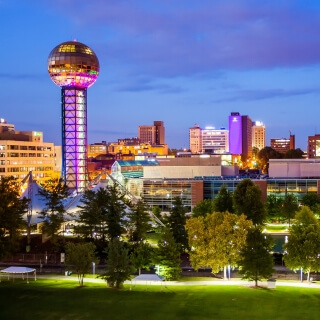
[75,185,127,255]
[38,178,70,243]
[266,194,283,221]
[65,242,97,286]
[281,194,299,225]
[127,199,151,244]
[237,227,275,286]
[192,199,215,217]
[0,176,29,259]
[153,228,181,280]
[130,241,153,275]
[283,148,304,159]
[301,193,320,213]
[233,179,266,225]
[283,207,320,281]
[214,185,234,213]
[257,147,282,173]
[186,212,252,278]
[166,197,189,252]
[101,238,133,289]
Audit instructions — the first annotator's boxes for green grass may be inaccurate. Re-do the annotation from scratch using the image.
[0,279,319,319]
[145,232,162,244]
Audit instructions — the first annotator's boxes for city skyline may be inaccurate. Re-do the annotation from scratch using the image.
[1,0,320,150]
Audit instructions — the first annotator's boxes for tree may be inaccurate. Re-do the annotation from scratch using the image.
[166,197,189,252]
[38,178,70,244]
[153,228,181,280]
[214,185,234,213]
[0,176,29,259]
[127,199,151,245]
[237,227,275,286]
[130,241,153,275]
[101,238,133,288]
[257,147,282,173]
[65,242,97,286]
[76,185,127,249]
[281,194,299,226]
[186,212,252,279]
[266,194,283,222]
[284,148,304,159]
[233,179,266,225]
[301,193,320,214]
[283,206,320,282]
[192,199,215,218]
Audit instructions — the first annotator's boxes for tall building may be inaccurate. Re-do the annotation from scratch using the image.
[138,121,165,145]
[270,135,295,154]
[189,124,202,153]
[228,112,252,157]
[307,134,320,158]
[0,122,55,183]
[48,41,100,192]
[252,121,266,150]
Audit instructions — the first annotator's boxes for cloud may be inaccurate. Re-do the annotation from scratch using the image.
[35,0,320,78]
[211,87,320,103]
[0,73,45,80]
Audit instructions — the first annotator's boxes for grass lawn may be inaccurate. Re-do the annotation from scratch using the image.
[0,279,319,319]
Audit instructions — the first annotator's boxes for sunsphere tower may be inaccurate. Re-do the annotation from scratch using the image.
[47,41,100,192]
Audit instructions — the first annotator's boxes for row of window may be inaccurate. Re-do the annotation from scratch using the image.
[1,152,53,158]
[1,145,52,151]
[4,167,53,173]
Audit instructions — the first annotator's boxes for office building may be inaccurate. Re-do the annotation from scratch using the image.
[0,125,55,183]
[138,121,165,145]
[307,134,320,158]
[202,127,229,154]
[270,135,295,154]
[189,124,202,154]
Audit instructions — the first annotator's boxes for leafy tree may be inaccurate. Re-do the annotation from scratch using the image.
[38,178,70,244]
[281,194,299,226]
[101,238,133,288]
[186,212,252,279]
[284,148,304,159]
[65,242,97,286]
[152,206,162,220]
[127,199,151,245]
[233,179,266,225]
[237,227,275,286]
[192,199,215,217]
[166,197,189,252]
[76,185,127,249]
[214,185,234,213]
[130,241,153,275]
[257,147,282,173]
[266,194,283,222]
[0,176,29,259]
[153,228,181,280]
[283,206,320,282]
[301,193,320,214]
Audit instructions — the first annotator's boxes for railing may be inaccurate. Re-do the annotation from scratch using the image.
[3,253,60,264]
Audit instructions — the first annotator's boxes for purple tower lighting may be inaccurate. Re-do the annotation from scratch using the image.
[229,112,242,155]
[47,41,100,192]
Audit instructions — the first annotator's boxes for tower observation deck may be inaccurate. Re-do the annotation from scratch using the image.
[48,40,100,192]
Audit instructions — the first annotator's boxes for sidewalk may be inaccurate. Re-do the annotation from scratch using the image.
[36,274,320,288]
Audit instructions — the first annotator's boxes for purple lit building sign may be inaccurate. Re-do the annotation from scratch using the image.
[229,116,242,154]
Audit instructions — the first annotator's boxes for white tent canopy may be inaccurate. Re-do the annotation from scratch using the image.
[0,266,37,283]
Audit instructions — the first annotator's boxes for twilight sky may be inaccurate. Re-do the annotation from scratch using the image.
[1,0,320,150]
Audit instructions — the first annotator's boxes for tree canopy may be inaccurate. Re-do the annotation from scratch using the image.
[38,178,70,243]
[233,179,266,225]
[213,185,234,213]
[283,206,320,281]
[186,212,252,279]
[237,227,275,286]
[65,242,97,286]
[192,199,215,218]
[0,176,29,259]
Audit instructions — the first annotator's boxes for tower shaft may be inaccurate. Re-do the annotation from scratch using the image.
[61,87,88,192]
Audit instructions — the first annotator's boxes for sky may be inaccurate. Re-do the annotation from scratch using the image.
[1,0,320,150]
